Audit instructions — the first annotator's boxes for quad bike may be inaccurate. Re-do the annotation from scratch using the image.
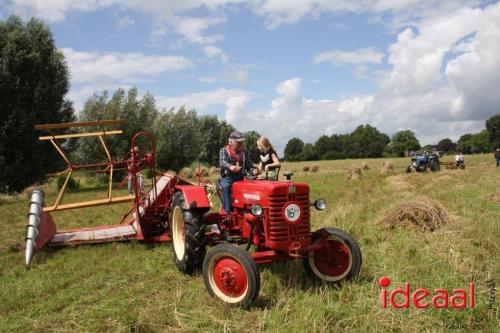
[26,120,362,308]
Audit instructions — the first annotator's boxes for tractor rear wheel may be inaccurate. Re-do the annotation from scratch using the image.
[171,192,206,275]
[203,243,260,308]
[303,228,362,283]
[430,160,440,172]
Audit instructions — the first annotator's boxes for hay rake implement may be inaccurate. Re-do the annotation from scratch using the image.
[26,120,201,267]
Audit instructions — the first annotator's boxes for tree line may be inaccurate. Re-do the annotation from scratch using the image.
[284,116,500,162]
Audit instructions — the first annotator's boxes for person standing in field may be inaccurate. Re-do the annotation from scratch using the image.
[495,148,500,167]
[256,136,280,180]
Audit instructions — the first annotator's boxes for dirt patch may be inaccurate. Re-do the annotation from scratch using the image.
[347,167,362,180]
[380,161,395,175]
[487,192,500,203]
[380,197,452,232]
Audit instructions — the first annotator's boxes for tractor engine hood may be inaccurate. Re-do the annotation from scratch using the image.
[231,180,309,208]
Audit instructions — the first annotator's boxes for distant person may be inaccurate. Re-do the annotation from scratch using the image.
[219,130,253,213]
[455,152,465,169]
[495,148,500,167]
[256,136,280,180]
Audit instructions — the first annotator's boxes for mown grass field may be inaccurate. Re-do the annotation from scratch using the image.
[0,154,498,332]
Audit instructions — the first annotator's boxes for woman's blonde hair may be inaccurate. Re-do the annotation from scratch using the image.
[257,136,273,150]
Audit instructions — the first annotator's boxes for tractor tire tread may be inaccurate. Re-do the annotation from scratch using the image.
[171,192,207,275]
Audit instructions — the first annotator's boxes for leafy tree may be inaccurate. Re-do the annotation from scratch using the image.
[243,130,261,164]
[314,135,332,159]
[346,125,390,158]
[0,16,74,192]
[469,130,490,153]
[198,116,234,166]
[74,88,158,164]
[154,107,201,171]
[457,134,474,154]
[385,130,421,157]
[298,143,319,161]
[436,138,456,153]
[485,113,500,150]
[284,138,304,161]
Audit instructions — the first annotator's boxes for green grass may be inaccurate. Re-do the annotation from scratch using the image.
[0,155,498,332]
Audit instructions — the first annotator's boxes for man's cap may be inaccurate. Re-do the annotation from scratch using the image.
[230,130,245,142]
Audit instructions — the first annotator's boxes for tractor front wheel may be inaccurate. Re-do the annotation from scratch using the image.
[171,192,206,275]
[304,228,362,283]
[203,244,260,308]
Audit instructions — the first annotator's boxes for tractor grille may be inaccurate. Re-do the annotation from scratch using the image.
[267,193,310,247]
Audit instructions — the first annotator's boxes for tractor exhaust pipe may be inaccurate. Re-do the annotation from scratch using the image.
[26,188,44,268]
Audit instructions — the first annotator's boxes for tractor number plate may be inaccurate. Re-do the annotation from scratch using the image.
[282,202,302,224]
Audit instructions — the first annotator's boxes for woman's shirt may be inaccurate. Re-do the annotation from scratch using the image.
[260,148,279,170]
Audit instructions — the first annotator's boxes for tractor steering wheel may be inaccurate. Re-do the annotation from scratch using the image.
[243,166,259,180]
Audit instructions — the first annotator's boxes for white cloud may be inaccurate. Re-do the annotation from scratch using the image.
[203,45,228,62]
[61,48,194,84]
[254,0,483,29]
[375,3,500,125]
[6,0,111,22]
[155,88,253,114]
[199,65,249,84]
[174,15,226,44]
[313,48,384,66]
[116,15,135,28]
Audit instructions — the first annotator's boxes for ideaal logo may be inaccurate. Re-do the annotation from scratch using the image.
[379,277,475,309]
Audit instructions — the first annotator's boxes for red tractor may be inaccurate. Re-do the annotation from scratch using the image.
[27,120,362,307]
[175,172,362,307]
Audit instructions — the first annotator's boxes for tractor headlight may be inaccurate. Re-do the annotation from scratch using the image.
[250,204,263,216]
[313,199,326,210]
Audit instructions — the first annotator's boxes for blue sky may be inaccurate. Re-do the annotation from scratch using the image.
[2,0,500,152]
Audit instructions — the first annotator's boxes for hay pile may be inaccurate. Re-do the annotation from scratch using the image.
[311,165,319,172]
[209,167,219,176]
[487,192,500,203]
[347,167,362,180]
[385,175,413,192]
[380,197,452,231]
[179,167,193,178]
[302,166,310,172]
[361,162,370,170]
[380,161,395,175]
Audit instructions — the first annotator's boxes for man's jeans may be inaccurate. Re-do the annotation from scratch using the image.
[496,157,500,167]
[220,174,243,213]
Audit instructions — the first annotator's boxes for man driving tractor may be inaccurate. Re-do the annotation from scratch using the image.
[219,130,253,213]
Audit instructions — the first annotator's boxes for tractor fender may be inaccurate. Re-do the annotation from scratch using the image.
[174,185,211,210]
